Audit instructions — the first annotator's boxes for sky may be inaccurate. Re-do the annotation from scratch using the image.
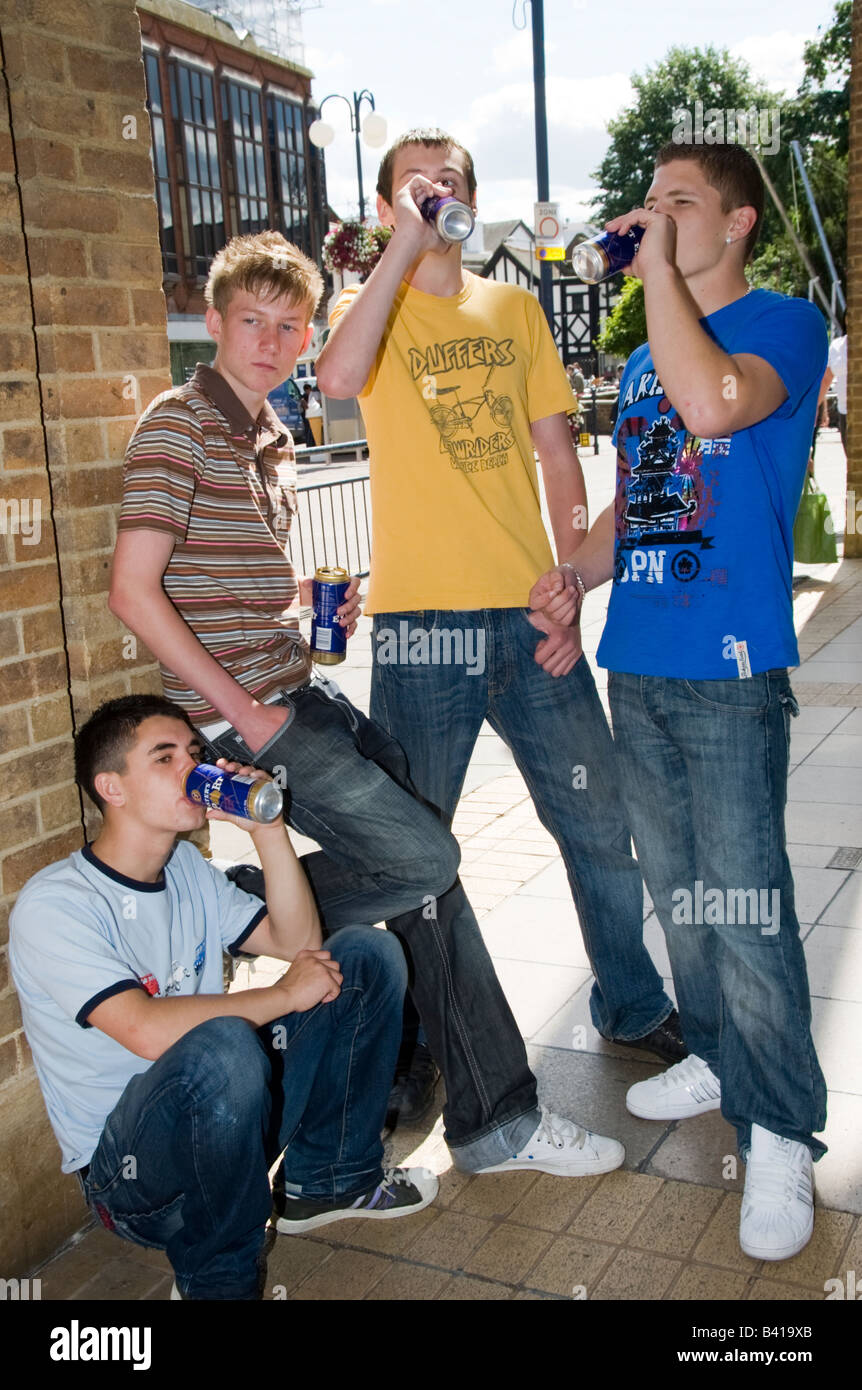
[298,0,839,228]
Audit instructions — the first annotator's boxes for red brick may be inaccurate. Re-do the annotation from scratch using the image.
[0,989,22,1038]
[0,800,38,850]
[79,147,156,195]
[0,708,29,757]
[13,137,76,185]
[28,695,72,745]
[0,651,68,705]
[45,421,103,468]
[34,283,128,328]
[0,426,46,470]
[0,743,75,806]
[2,30,68,86]
[40,782,81,833]
[0,1036,17,1086]
[0,615,19,660]
[27,236,88,281]
[98,331,171,373]
[0,332,36,375]
[120,198,162,245]
[89,239,163,284]
[20,607,64,655]
[0,283,32,326]
[36,332,95,375]
[51,465,121,511]
[138,373,172,409]
[0,232,28,277]
[0,379,40,422]
[52,505,114,554]
[43,375,136,422]
[24,187,120,237]
[66,48,145,99]
[0,563,60,615]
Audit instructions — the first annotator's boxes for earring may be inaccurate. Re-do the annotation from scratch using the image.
[725,236,732,244]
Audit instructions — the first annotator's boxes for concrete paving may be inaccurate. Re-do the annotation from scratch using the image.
[34,427,862,1300]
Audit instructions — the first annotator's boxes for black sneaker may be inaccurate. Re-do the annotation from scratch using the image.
[274,1167,438,1235]
[613,1009,689,1065]
[385,1042,441,1132]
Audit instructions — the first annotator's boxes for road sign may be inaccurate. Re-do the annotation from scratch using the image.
[535,200,564,262]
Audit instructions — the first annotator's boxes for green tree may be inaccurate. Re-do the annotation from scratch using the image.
[591,45,774,222]
[595,276,646,360]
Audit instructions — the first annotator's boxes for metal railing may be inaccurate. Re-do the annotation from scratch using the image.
[288,470,372,578]
[293,438,369,467]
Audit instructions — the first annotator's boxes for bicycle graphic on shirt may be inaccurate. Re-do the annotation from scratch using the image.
[429,384,514,438]
[425,364,515,472]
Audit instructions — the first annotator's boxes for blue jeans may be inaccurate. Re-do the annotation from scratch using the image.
[81,927,406,1299]
[607,670,827,1158]
[210,677,541,1169]
[371,609,672,1042]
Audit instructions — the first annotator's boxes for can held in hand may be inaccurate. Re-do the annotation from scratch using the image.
[572,226,645,283]
[182,765,284,823]
[311,565,350,665]
[421,195,475,244]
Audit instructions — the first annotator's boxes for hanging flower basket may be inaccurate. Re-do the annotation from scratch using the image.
[323,220,393,277]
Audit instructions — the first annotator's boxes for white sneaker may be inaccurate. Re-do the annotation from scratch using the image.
[626,1054,721,1120]
[473,1107,625,1177]
[169,1281,181,1300]
[739,1123,814,1261]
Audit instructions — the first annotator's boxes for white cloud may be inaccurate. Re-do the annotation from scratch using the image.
[476,179,600,227]
[730,31,809,94]
[466,72,634,138]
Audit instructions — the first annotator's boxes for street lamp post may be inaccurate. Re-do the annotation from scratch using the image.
[308,91,387,221]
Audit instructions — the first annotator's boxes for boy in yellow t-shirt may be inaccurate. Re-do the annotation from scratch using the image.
[317,129,683,1126]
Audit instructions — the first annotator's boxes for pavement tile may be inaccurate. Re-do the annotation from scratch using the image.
[436,1274,515,1299]
[288,1248,392,1299]
[140,1275,173,1301]
[691,1193,763,1273]
[463,1223,552,1283]
[644,1109,745,1191]
[764,1209,856,1288]
[667,1265,752,1300]
[445,1169,539,1220]
[793,867,854,925]
[525,1232,617,1297]
[492,958,592,1037]
[507,1171,603,1232]
[810,996,862,1091]
[265,1236,335,1295]
[627,1179,724,1256]
[401,1210,494,1270]
[788,843,846,869]
[306,1205,439,1256]
[819,871,862,929]
[805,732,862,767]
[804,923,862,1001]
[73,1258,170,1301]
[745,1278,826,1300]
[363,1263,451,1300]
[567,1170,665,1243]
[513,1287,566,1299]
[591,1247,683,1300]
[789,765,862,805]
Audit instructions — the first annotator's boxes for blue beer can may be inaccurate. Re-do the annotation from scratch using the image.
[311,565,350,665]
[421,195,475,243]
[572,225,645,283]
[182,765,283,822]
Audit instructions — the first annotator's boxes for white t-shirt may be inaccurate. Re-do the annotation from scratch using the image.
[9,841,266,1172]
[827,335,847,414]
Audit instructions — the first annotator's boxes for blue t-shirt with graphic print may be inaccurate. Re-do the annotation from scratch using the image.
[596,289,828,678]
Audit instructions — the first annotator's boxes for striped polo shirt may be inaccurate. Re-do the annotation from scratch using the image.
[118,364,312,719]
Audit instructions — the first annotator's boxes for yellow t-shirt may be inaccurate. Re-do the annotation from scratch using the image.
[330,273,575,612]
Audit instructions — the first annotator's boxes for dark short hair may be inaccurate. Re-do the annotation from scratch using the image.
[75,695,196,812]
[654,141,765,261]
[376,127,477,207]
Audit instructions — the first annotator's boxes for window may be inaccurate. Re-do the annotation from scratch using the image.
[143,52,178,275]
[171,60,225,279]
[223,81,269,235]
[267,94,310,257]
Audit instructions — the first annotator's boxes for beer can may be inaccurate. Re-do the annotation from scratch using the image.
[421,195,475,244]
[311,565,350,665]
[182,764,284,823]
[572,225,645,284]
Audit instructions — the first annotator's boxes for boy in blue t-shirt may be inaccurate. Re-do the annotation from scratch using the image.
[530,142,827,1262]
[9,695,437,1300]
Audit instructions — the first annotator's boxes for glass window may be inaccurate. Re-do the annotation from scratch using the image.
[267,94,313,257]
[143,52,178,275]
[224,80,269,235]
[174,61,225,279]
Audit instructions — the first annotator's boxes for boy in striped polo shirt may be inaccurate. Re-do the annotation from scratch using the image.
[109,231,625,1183]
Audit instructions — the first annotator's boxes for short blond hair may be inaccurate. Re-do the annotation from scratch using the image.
[205,230,324,318]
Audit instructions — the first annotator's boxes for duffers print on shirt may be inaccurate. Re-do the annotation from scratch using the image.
[614,370,729,603]
[410,335,517,475]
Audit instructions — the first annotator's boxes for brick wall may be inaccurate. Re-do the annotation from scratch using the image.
[0,0,170,1274]
[847,0,861,558]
